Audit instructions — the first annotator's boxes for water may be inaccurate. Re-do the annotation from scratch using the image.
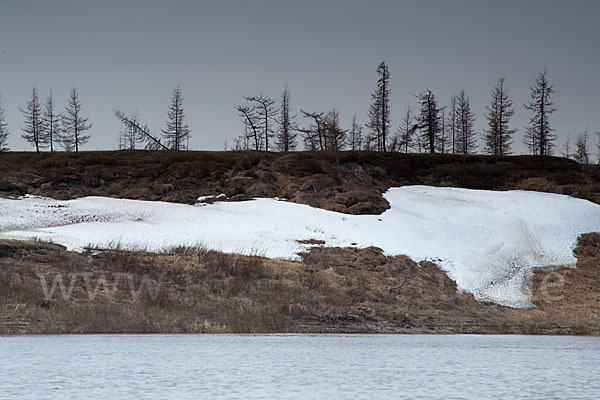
[1,334,598,399]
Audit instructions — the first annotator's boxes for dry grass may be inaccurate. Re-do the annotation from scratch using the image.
[1,234,598,335]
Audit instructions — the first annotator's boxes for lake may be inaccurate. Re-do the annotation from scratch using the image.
[1,334,598,399]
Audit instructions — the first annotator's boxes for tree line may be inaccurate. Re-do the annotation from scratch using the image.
[0,87,91,153]
[0,85,192,153]
[115,85,191,151]
[233,62,597,164]
[0,64,597,163]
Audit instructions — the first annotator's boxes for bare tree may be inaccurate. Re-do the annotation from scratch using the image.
[21,86,47,153]
[246,94,277,152]
[437,107,449,153]
[235,103,262,150]
[115,110,167,150]
[0,95,9,151]
[61,88,91,152]
[483,78,516,156]
[323,109,346,152]
[417,89,441,154]
[300,110,325,151]
[561,135,572,159]
[367,61,391,151]
[324,109,346,167]
[574,129,590,164]
[118,113,139,150]
[456,90,477,157]
[348,114,363,151]
[162,85,191,150]
[276,86,298,152]
[42,90,61,152]
[233,125,252,151]
[524,68,557,156]
[446,95,459,154]
[364,105,379,151]
[116,111,143,149]
[396,106,417,153]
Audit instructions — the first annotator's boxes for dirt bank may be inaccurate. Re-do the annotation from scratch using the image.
[0,151,598,214]
[1,234,598,335]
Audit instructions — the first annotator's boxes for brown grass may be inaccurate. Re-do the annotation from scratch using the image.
[1,234,598,335]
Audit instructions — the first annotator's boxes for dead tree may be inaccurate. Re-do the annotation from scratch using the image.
[235,103,262,150]
[115,109,167,150]
[245,94,278,151]
[300,110,325,151]
[348,114,363,151]
[396,106,417,153]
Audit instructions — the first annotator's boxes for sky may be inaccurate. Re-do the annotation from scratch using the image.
[1,0,599,158]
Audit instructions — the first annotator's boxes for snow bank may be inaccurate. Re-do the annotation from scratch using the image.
[1,186,599,308]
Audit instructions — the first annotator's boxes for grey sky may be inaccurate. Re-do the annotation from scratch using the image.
[1,0,599,156]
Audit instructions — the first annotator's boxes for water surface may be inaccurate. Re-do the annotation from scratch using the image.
[1,334,598,399]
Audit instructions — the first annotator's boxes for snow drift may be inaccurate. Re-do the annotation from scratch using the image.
[1,186,599,308]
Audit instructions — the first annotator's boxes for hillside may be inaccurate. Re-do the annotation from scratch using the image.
[1,151,599,335]
[0,151,599,213]
[1,234,599,335]
[2,185,598,308]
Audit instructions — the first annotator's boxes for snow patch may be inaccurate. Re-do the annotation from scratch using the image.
[196,193,227,202]
[1,186,599,308]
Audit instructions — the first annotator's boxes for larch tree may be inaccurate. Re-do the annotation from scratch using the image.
[366,61,391,152]
[246,94,277,152]
[323,109,346,152]
[456,90,477,157]
[235,103,262,151]
[561,135,572,159]
[61,88,92,152]
[115,109,167,150]
[162,85,191,150]
[348,114,363,151]
[397,105,416,154]
[483,78,515,156]
[233,123,253,150]
[21,86,47,153]
[116,111,145,150]
[437,107,449,153]
[300,110,325,151]
[574,129,590,164]
[0,95,9,151]
[524,68,556,156]
[324,109,346,167]
[276,86,298,152]
[417,89,441,154]
[42,90,61,152]
[446,95,459,154]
